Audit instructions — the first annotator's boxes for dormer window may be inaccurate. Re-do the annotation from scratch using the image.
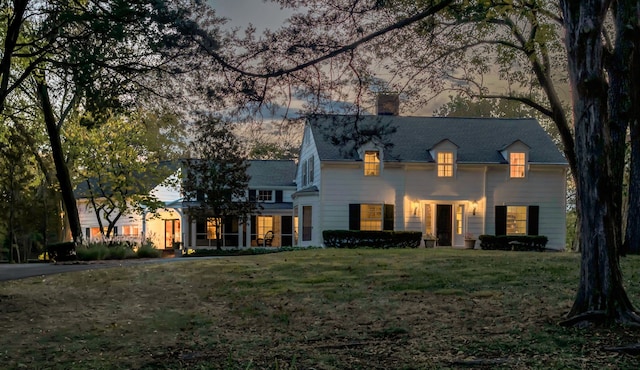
[437,152,454,177]
[510,152,526,178]
[364,151,380,176]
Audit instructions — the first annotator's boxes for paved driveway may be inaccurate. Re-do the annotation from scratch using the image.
[0,257,207,282]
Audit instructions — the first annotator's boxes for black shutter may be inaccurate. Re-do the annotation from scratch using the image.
[528,206,540,235]
[251,216,256,235]
[383,204,394,231]
[282,216,293,246]
[349,204,360,230]
[276,190,283,203]
[249,189,256,201]
[495,206,507,236]
[282,216,293,234]
[85,228,90,240]
[113,226,117,236]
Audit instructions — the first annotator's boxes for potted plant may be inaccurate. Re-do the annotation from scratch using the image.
[424,233,437,248]
[464,233,476,249]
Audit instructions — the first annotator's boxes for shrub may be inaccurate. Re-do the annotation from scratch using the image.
[46,242,77,261]
[76,244,109,261]
[76,242,137,261]
[136,244,161,258]
[322,230,422,249]
[478,235,548,251]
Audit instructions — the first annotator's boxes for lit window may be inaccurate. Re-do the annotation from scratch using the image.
[456,205,464,235]
[364,151,380,176]
[360,204,382,230]
[424,204,433,235]
[207,218,221,239]
[506,206,527,235]
[437,152,453,177]
[122,225,139,236]
[510,152,526,178]
[258,190,273,202]
[257,216,273,238]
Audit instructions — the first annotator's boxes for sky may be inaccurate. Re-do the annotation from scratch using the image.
[210,0,291,31]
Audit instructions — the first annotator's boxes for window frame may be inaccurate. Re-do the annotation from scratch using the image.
[510,152,526,178]
[364,151,381,176]
[258,190,273,202]
[437,151,454,177]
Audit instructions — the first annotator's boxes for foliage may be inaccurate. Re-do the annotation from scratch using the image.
[68,112,181,239]
[323,230,422,248]
[136,244,162,259]
[182,114,255,249]
[478,235,549,252]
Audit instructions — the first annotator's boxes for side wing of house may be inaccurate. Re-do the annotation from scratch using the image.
[182,160,297,249]
[74,165,183,249]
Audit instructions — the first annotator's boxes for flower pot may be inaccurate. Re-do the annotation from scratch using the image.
[464,239,476,249]
[424,239,436,248]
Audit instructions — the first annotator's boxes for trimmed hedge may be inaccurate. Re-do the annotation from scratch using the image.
[323,230,422,249]
[478,235,548,252]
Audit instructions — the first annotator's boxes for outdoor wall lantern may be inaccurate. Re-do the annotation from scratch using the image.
[472,201,478,216]
[412,201,420,216]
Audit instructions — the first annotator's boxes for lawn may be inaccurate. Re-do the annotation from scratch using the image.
[1,248,640,369]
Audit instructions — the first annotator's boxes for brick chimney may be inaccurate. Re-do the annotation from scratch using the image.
[376,93,400,116]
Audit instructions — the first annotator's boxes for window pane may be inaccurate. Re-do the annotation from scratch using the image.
[207,218,220,239]
[506,206,527,235]
[257,216,273,237]
[364,151,380,176]
[258,190,273,201]
[437,152,453,177]
[456,205,464,235]
[425,204,432,235]
[510,152,526,178]
[360,204,382,230]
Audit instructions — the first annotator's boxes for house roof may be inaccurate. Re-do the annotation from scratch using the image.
[74,161,179,198]
[307,115,567,165]
[247,160,297,188]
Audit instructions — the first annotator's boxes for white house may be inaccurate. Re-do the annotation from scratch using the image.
[292,115,569,250]
[75,162,184,249]
[75,160,298,250]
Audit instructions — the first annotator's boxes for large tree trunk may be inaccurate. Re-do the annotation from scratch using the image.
[36,77,83,244]
[560,0,640,327]
[607,1,636,254]
[624,2,640,254]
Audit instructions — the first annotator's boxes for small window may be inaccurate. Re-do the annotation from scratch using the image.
[456,205,464,235]
[364,151,380,176]
[257,216,273,239]
[510,152,526,178]
[506,206,527,235]
[122,225,140,236]
[301,156,315,186]
[437,152,454,177]
[207,218,221,239]
[360,204,383,230]
[258,190,273,202]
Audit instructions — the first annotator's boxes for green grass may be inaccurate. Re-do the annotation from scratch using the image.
[1,248,640,369]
